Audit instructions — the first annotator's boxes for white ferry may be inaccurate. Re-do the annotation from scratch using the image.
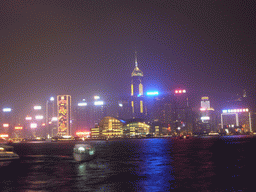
[73,144,95,162]
[0,145,19,167]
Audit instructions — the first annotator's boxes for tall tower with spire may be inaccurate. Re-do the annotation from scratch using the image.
[131,51,145,119]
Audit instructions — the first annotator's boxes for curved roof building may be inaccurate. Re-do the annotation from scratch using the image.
[99,116,123,138]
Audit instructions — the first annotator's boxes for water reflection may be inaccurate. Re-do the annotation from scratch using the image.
[1,137,256,191]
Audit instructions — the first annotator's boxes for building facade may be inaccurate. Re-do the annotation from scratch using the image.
[199,96,217,133]
[90,116,123,138]
[72,96,106,135]
[57,95,71,136]
[123,119,150,138]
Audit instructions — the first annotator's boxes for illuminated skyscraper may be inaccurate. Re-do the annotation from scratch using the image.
[131,52,145,119]
[199,96,217,133]
[201,96,210,110]
[72,96,106,133]
[72,99,91,134]
[57,95,71,136]
[92,96,106,127]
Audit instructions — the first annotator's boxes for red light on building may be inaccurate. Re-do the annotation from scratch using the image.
[42,123,46,126]
[222,108,249,113]
[175,89,186,94]
[15,126,23,130]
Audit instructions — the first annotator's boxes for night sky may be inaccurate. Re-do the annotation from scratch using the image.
[0,0,255,119]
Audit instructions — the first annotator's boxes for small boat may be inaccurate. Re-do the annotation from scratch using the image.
[0,145,19,167]
[179,135,190,139]
[73,144,95,162]
[8,138,26,143]
[208,132,219,136]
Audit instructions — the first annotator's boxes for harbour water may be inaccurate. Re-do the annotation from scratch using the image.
[1,136,255,191]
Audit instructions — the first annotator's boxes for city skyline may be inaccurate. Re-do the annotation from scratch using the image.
[1,0,255,119]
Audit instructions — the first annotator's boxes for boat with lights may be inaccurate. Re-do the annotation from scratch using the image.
[73,144,95,162]
[0,145,19,167]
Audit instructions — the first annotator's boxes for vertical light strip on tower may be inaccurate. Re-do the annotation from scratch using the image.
[131,84,134,96]
[139,83,143,95]
[131,101,134,113]
[140,100,143,113]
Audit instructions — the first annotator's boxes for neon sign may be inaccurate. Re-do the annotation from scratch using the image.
[3,108,11,112]
[15,126,23,130]
[35,115,44,120]
[25,116,32,120]
[76,131,90,137]
[0,134,8,138]
[201,116,210,120]
[3,124,9,128]
[78,102,87,106]
[222,108,249,113]
[58,97,68,133]
[34,106,42,110]
[94,101,103,106]
[51,117,58,121]
[30,123,37,129]
[146,91,159,96]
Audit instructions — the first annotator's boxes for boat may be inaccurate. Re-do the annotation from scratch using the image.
[8,138,26,143]
[0,145,20,167]
[208,132,220,136]
[179,134,190,139]
[51,135,75,142]
[73,144,95,162]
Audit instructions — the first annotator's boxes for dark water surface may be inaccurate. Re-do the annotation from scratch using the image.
[1,136,256,191]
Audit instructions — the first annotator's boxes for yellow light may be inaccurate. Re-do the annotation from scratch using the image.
[139,83,143,95]
[140,100,143,113]
[131,101,134,113]
[131,84,134,96]
[14,126,23,130]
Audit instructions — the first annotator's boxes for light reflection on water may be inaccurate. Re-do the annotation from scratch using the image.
[0,136,255,191]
